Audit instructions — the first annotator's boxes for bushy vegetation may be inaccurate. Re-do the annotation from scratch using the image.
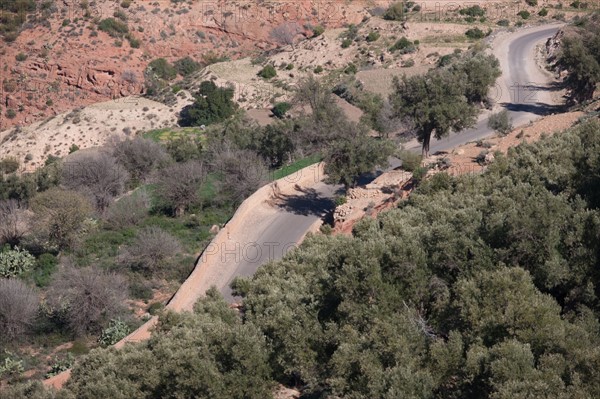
[488,109,513,135]
[148,58,177,81]
[258,64,277,79]
[390,49,500,156]
[11,118,600,398]
[174,56,201,76]
[97,18,129,38]
[179,80,237,126]
[556,13,600,103]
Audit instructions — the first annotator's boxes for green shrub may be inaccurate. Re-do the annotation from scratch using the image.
[98,319,131,346]
[497,19,510,26]
[148,58,177,80]
[538,7,548,16]
[147,302,164,315]
[0,157,19,174]
[127,35,140,48]
[312,25,324,37]
[174,56,201,76]
[398,149,422,172]
[121,0,131,7]
[62,19,70,27]
[412,166,428,186]
[0,353,24,379]
[526,0,538,5]
[69,144,79,154]
[518,10,531,19]
[488,109,513,136]
[15,52,27,61]
[98,17,129,37]
[384,2,406,20]
[179,80,237,126]
[271,102,292,119]
[459,5,485,17]
[0,247,35,278]
[344,63,357,74]
[258,64,277,79]
[45,354,74,378]
[285,63,294,70]
[341,38,352,48]
[389,37,416,53]
[6,109,16,119]
[313,65,324,74]
[366,31,380,42]
[30,253,58,287]
[465,27,486,39]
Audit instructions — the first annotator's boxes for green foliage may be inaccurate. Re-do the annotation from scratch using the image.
[68,144,79,154]
[324,124,393,188]
[258,64,277,79]
[389,36,417,53]
[0,352,23,379]
[30,253,57,287]
[459,5,485,17]
[526,0,538,5]
[179,80,237,126]
[15,52,26,61]
[312,25,324,37]
[98,319,131,346]
[174,56,201,76]
[313,65,323,74]
[390,68,478,156]
[271,102,292,119]
[384,2,406,20]
[465,27,486,39]
[488,109,513,135]
[518,10,531,19]
[366,31,380,42]
[62,291,274,398]
[341,38,352,48]
[538,7,548,16]
[98,18,129,38]
[497,19,510,26]
[45,354,74,378]
[556,15,600,103]
[398,148,422,171]
[0,157,19,174]
[0,247,35,278]
[148,58,177,80]
[344,62,357,74]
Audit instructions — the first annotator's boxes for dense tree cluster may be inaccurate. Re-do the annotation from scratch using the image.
[10,117,600,398]
[390,50,500,156]
[556,13,600,103]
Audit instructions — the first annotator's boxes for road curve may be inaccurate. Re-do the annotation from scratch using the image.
[406,24,563,154]
[220,24,564,302]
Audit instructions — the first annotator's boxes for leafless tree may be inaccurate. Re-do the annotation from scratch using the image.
[121,70,138,84]
[0,279,38,340]
[112,136,171,181]
[62,150,130,212]
[376,100,407,138]
[0,200,29,247]
[104,189,151,229]
[269,22,302,50]
[30,188,93,250]
[211,144,269,205]
[46,264,128,336]
[117,227,182,275]
[155,160,205,217]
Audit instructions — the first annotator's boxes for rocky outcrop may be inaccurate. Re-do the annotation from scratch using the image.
[1,0,373,130]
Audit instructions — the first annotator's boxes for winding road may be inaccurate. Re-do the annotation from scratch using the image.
[216,24,564,302]
[406,24,563,153]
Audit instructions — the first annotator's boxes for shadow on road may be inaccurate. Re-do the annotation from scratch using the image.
[277,186,338,217]
[502,101,564,116]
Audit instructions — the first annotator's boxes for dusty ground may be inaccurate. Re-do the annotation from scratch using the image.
[0,95,190,171]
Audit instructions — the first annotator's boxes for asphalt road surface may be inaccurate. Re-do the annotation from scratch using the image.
[220,24,562,302]
[406,24,563,154]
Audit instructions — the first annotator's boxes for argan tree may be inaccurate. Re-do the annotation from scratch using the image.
[390,69,478,157]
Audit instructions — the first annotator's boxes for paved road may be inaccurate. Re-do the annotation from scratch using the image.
[220,24,562,302]
[406,24,562,154]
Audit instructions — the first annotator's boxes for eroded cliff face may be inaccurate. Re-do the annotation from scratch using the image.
[1,0,373,130]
